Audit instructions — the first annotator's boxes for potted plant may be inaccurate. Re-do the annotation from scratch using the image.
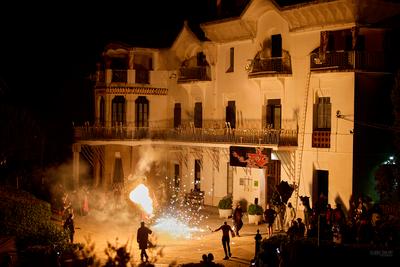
[247,203,264,225]
[218,195,233,218]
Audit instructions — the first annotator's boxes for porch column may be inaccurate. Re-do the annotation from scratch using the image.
[72,143,81,189]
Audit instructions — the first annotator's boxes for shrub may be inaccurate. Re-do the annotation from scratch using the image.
[0,186,68,250]
[248,203,263,215]
[218,195,233,209]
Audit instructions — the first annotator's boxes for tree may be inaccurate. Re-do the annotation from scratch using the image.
[374,162,400,203]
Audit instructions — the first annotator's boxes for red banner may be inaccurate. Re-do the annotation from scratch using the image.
[229,146,271,169]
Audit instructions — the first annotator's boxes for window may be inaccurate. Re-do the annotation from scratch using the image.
[314,97,331,130]
[225,101,236,129]
[99,96,105,126]
[226,47,234,73]
[135,96,149,127]
[174,103,181,128]
[112,96,125,126]
[312,97,331,148]
[194,160,201,191]
[266,99,281,129]
[194,102,202,128]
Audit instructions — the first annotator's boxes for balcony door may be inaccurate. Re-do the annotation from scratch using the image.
[225,101,236,129]
[135,96,149,127]
[194,159,201,191]
[266,99,281,129]
[194,102,202,128]
[174,103,181,128]
[112,96,125,126]
[271,34,282,58]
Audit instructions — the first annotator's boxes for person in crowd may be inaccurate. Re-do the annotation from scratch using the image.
[137,221,153,262]
[274,203,285,232]
[232,202,244,236]
[63,213,75,243]
[213,221,235,260]
[264,204,277,237]
[284,202,296,231]
[296,218,306,238]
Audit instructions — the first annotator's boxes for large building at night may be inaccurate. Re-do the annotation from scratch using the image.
[72,0,400,214]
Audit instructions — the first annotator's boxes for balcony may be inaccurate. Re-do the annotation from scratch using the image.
[312,130,330,148]
[74,125,298,147]
[247,56,292,78]
[310,51,391,72]
[178,66,211,83]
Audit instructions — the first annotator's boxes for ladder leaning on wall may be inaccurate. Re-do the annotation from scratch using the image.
[293,71,312,211]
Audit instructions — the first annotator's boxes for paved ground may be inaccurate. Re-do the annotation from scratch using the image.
[74,205,271,266]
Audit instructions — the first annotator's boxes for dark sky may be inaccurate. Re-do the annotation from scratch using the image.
[0,1,214,121]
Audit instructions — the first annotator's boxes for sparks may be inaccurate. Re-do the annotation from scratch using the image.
[153,216,204,239]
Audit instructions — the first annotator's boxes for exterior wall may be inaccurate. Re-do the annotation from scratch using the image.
[299,72,355,209]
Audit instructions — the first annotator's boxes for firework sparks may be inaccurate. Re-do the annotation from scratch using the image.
[153,216,205,239]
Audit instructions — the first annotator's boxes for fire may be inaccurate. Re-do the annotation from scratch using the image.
[129,183,153,216]
[128,180,207,239]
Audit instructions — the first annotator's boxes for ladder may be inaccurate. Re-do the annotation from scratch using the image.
[294,71,312,211]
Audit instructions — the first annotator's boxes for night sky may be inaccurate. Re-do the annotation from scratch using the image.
[0,0,306,164]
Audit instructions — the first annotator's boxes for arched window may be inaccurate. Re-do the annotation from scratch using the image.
[135,96,149,127]
[112,96,125,126]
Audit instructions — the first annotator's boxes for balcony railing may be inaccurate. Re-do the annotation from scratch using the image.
[310,51,391,72]
[178,66,211,83]
[74,126,298,146]
[312,130,330,148]
[247,56,292,77]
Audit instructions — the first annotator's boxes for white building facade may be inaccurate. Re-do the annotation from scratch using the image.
[72,0,400,214]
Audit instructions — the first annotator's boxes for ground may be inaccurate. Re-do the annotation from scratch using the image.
[74,205,268,267]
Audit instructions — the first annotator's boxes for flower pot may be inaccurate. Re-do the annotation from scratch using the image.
[218,208,232,218]
[248,214,263,225]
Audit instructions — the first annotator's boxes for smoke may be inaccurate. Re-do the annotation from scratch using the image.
[134,145,165,177]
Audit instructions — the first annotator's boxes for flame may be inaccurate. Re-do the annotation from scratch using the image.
[129,183,153,216]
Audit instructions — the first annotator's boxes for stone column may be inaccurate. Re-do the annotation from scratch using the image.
[72,143,81,189]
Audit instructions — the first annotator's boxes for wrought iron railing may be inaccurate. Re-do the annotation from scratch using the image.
[310,51,390,72]
[312,130,331,148]
[247,56,292,76]
[178,66,211,82]
[74,125,298,146]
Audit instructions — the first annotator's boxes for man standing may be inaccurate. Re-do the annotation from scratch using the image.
[137,221,153,262]
[232,202,244,236]
[63,213,75,243]
[264,204,277,237]
[213,221,235,260]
